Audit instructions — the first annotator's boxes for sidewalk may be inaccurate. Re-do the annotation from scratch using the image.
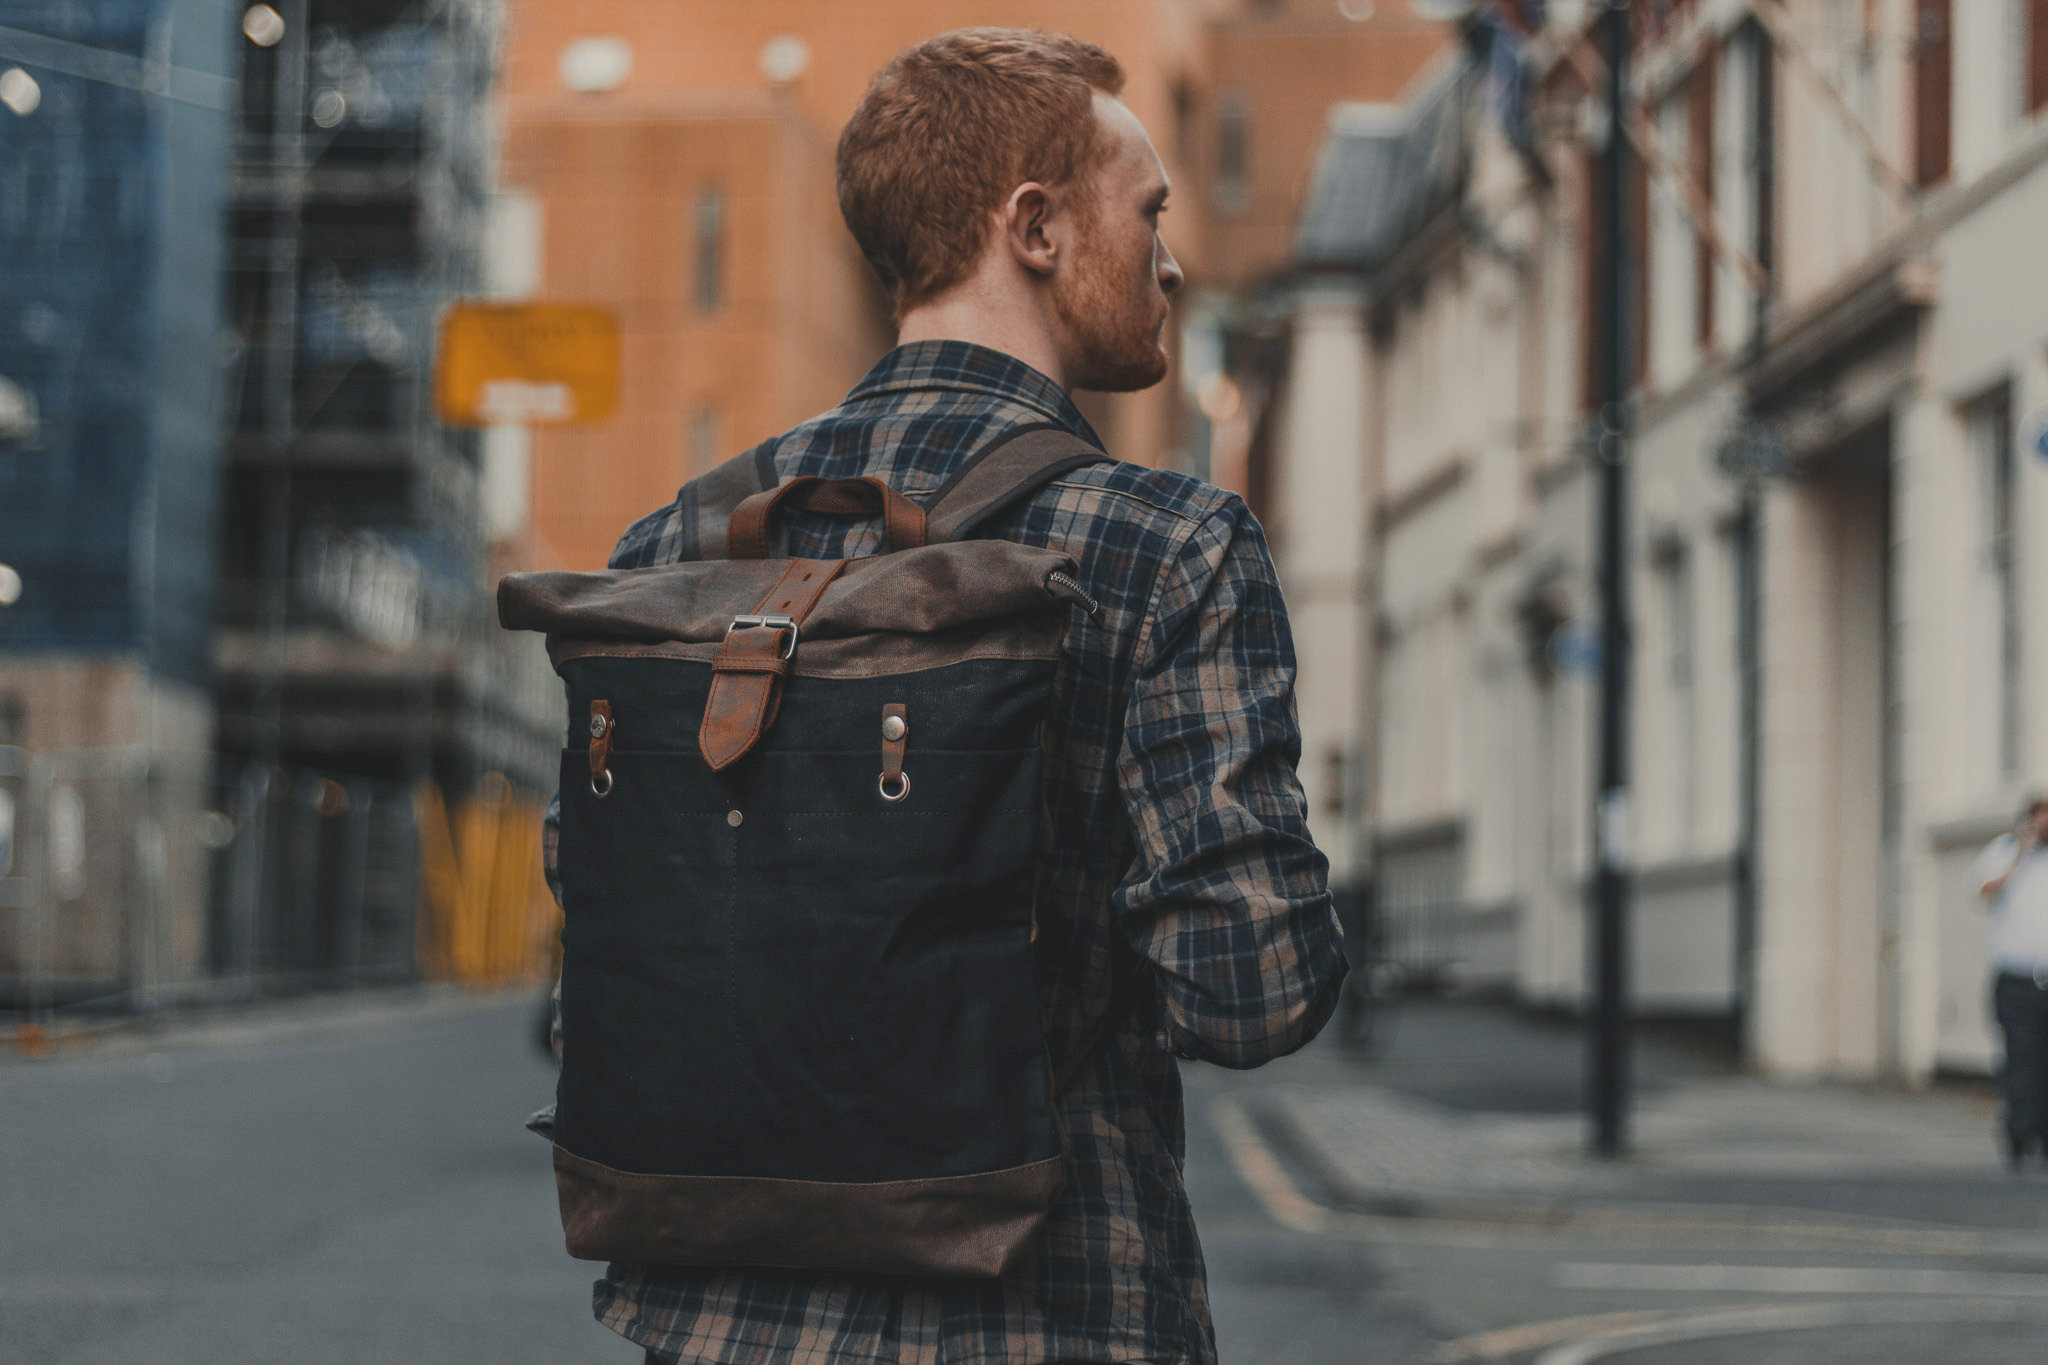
[0,980,546,1065]
[1255,998,2048,1240]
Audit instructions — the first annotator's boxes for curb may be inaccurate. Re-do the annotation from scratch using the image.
[1235,1094,2048,1254]
[0,981,542,1066]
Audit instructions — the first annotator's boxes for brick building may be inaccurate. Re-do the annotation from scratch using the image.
[492,0,1449,571]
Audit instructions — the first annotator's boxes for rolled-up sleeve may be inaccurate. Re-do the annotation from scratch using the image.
[1110,497,1347,1068]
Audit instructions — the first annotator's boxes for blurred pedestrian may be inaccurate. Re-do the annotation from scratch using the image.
[538,27,1346,1365]
[1976,793,2048,1170]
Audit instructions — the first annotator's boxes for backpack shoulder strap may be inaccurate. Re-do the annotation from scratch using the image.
[661,442,780,562]
[923,423,1108,543]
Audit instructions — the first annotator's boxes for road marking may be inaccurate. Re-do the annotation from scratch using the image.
[1529,1300,2039,1365]
[1208,1096,1329,1234]
[1428,1310,1668,1362]
[1555,1261,2048,1297]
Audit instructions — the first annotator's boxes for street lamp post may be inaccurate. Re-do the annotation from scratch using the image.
[1589,0,1634,1159]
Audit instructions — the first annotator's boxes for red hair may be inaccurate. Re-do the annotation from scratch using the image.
[837,28,1127,311]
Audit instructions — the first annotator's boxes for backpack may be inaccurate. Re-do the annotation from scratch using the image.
[497,427,1115,1278]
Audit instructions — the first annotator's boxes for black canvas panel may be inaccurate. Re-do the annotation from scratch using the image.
[558,654,1051,756]
[553,656,1059,1186]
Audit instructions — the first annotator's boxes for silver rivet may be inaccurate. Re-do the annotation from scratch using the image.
[726,809,743,828]
[881,715,907,742]
[588,714,607,737]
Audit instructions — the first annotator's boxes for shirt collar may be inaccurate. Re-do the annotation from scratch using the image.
[846,340,1105,449]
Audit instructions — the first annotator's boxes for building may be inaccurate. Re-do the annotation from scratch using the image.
[0,0,557,1013]
[211,0,558,990]
[0,0,240,1004]
[1285,0,2048,1081]
[494,0,1448,571]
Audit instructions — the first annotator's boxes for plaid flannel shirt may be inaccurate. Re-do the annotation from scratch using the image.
[541,340,1345,1364]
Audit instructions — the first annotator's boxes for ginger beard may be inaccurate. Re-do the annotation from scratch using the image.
[1049,197,1171,394]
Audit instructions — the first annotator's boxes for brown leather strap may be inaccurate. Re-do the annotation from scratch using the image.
[878,703,909,801]
[696,560,848,771]
[588,701,613,796]
[698,628,791,772]
[751,558,847,623]
[727,476,928,560]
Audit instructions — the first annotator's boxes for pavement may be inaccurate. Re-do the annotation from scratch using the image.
[1190,997,2048,1363]
[9,986,2048,1363]
[1248,998,2048,1241]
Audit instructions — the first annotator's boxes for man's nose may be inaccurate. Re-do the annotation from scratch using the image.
[1156,236,1183,295]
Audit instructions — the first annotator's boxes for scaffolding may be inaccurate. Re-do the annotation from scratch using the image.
[214,0,559,992]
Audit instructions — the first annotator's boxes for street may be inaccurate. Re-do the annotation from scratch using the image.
[7,994,2048,1363]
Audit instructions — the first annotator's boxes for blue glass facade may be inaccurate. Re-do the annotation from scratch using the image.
[0,0,237,688]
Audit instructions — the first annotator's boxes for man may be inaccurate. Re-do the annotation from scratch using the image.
[553,28,1346,1362]
[1978,794,2048,1171]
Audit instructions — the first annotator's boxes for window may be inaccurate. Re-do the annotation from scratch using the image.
[1967,386,2020,775]
[1170,77,1194,172]
[1214,94,1249,213]
[689,405,722,475]
[1712,25,1762,347]
[1647,91,1697,389]
[1688,54,1716,352]
[693,188,724,315]
[2031,0,2048,114]
[1914,0,1952,184]
[2008,0,2033,126]
[1659,544,1697,843]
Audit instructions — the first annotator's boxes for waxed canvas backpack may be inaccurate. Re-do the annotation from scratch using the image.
[497,426,1111,1278]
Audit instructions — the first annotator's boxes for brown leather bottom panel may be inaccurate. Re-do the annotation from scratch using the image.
[553,1144,1065,1278]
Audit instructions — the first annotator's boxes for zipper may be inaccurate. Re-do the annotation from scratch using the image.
[1045,570,1101,619]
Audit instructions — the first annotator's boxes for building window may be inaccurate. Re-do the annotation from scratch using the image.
[1647,91,1696,389]
[2031,0,2048,114]
[1170,77,1194,172]
[1215,94,1249,213]
[694,188,724,315]
[2008,0,2033,125]
[1914,0,1953,184]
[1658,542,1696,844]
[1688,53,1717,352]
[690,405,722,476]
[1967,385,2020,776]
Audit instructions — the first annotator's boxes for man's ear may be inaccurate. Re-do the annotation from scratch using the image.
[1002,182,1058,279]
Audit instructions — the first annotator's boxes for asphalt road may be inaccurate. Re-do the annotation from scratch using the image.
[8,995,2048,1363]
[1,996,629,1365]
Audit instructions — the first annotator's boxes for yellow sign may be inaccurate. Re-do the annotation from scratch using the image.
[435,303,620,426]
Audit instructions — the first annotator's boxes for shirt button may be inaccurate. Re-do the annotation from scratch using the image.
[726,809,743,828]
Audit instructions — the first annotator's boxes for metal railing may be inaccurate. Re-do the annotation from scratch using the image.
[0,745,175,1021]
[0,745,557,1037]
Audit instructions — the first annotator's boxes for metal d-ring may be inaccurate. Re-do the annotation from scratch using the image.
[591,768,614,798]
[877,770,910,802]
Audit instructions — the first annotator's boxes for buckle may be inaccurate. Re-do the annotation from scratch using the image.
[727,613,799,659]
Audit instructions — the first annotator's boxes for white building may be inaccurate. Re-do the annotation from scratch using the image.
[1278,0,2048,1080]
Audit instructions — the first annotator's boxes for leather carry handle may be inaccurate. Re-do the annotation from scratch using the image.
[726,476,928,560]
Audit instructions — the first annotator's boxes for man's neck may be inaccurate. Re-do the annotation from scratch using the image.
[895,287,1068,391]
